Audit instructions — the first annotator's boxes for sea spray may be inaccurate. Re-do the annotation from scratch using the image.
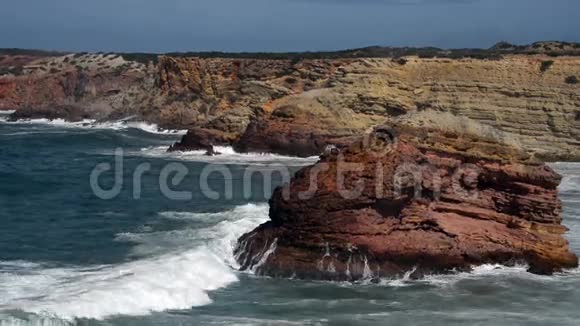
[0,118,186,135]
[133,145,319,166]
[0,204,270,320]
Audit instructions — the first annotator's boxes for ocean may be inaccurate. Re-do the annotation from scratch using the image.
[0,115,579,326]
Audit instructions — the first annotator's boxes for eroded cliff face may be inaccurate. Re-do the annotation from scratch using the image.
[0,54,164,123]
[235,113,578,281]
[1,51,579,160]
[156,56,345,137]
[166,55,579,160]
[329,56,580,161]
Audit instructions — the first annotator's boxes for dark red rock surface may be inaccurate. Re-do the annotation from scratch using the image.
[235,116,578,280]
[232,115,357,158]
[168,127,235,155]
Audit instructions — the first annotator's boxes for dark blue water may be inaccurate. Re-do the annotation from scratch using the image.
[0,118,579,326]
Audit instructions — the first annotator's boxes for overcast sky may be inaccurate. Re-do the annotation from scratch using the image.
[0,0,578,52]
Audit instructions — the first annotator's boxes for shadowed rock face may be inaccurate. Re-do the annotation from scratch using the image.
[235,114,578,281]
[232,109,361,158]
[168,128,233,155]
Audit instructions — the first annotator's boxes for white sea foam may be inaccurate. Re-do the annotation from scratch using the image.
[420,264,531,286]
[0,260,44,270]
[0,110,15,122]
[134,145,319,166]
[0,117,186,135]
[0,251,236,320]
[550,162,580,168]
[372,263,580,289]
[94,121,187,135]
[559,175,580,194]
[0,204,269,321]
[0,315,73,326]
[118,204,270,266]
[551,162,580,193]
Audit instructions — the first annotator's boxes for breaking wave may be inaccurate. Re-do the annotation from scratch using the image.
[0,110,15,122]
[0,117,186,135]
[0,204,269,321]
[552,162,580,194]
[133,145,319,166]
[559,175,580,194]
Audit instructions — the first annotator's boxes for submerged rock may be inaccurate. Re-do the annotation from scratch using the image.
[235,113,578,281]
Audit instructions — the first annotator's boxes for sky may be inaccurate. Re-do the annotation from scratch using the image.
[0,0,579,53]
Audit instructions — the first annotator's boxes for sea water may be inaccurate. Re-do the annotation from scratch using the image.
[0,119,578,325]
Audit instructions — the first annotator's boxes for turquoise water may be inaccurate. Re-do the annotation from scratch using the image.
[0,118,579,326]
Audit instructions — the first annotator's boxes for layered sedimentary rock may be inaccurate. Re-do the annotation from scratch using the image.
[2,44,579,160]
[332,56,580,161]
[235,113,578,280]
[168,54,579,160]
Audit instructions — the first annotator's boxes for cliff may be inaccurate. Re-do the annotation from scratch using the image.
[1,42,579,160]
[235,112,579,280]
[171,54,580,160]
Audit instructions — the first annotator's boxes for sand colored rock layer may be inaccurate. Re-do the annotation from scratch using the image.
[1,51,579,160]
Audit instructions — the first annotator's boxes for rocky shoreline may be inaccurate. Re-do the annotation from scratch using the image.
[1,42,579,161]
[2,43,579,280]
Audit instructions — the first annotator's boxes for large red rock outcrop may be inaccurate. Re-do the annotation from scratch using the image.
[235,113,578,280]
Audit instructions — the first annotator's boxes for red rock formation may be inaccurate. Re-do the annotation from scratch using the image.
[235,114,578,280]
[157,56,341,111]
[232,111,357,157]
[0,79,19,109]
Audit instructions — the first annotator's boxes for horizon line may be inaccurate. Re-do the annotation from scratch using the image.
[2,40,579,56]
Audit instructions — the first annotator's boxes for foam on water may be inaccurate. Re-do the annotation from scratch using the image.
[0,315,73,326]
[117,204,270,266]
[551,162,580,193]
[0,251,236,320]
[421,264,531,286]
[135,145,319,166]
[0,204,270,321]
[96,121,186,135]
[374,263,580,289]
[0,110,15,122]
[559,175,580,194]
[0,118,186,135]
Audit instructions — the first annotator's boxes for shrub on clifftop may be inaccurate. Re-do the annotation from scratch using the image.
[540,60,554,73]
[565,76,578,84]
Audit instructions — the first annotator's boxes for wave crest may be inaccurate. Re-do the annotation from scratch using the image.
[0,118,186,135]
[0,204,269,321]
[135,145,319,166]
